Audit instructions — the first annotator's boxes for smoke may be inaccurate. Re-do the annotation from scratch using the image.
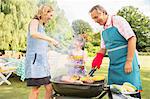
[47,33,73,78]
[47,33,86,78]
[48,50,69,79]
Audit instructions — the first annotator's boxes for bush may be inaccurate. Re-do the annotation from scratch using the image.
[139,52,150,56]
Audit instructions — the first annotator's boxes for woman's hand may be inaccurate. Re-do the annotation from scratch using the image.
[124,60,132,73]
[51,39,59,46]
[48,38,59,46]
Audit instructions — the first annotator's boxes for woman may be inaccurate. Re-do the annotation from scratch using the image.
[25,5,58,99]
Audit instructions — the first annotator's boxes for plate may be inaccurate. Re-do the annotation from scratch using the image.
[122,91,138,95]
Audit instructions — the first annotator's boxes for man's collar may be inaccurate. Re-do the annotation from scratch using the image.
[104,15,112,29]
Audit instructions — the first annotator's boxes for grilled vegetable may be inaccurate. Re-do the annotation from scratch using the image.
[80,76,94,83]
[122,82,137,92]
[91,75,105,81]
[70,75,80,80]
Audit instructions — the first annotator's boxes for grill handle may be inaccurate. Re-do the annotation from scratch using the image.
[61,84,90,89]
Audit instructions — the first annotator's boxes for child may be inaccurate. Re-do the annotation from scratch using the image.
[68,37,88,76]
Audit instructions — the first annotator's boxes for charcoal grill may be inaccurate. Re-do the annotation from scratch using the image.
[51,76,113,99]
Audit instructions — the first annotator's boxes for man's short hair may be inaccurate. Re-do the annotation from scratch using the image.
[89,5,107,15]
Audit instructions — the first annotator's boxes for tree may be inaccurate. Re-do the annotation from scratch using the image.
[117,6,150,52]
[0,0,72,52]
[72,19,94,41]
[44,0,73,50]
[72,19,93,35]
[0,0,37,51]
[71,19,101,56]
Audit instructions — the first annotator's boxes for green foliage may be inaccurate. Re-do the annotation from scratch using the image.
[45,1,73,48]
[1,0,11,14]
[85,42,100,57]
[71,19,102,56]
[0,0,37,51]
[91,32,101,46]
[0,0,72,52]
[139,52,150,56]
[72,19,93,35]
[117,6,150,52]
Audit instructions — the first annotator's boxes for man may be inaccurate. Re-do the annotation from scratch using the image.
[89,5,142,98]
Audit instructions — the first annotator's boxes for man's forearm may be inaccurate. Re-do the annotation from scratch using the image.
[98,48,106,55]
[127,36,137,62]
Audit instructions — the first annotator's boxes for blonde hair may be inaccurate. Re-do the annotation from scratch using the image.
[34,5,53,20]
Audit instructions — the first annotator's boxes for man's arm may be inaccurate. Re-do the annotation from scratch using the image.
[125,36,136,73]
[98,48,106,55]
[127,36,136,61]
[113,16,137,73]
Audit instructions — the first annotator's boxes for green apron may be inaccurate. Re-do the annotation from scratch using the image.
[102,26,142,90]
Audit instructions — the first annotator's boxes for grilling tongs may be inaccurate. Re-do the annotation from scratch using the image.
[88,67,97,76]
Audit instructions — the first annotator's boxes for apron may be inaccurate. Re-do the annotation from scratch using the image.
[102,20,142,90]
[25,24,50,78]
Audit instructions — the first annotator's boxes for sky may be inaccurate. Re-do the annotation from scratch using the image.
[56,0,150,32]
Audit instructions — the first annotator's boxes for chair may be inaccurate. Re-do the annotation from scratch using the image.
[0,62,16,85]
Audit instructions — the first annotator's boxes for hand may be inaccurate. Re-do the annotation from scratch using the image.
[92,53,104,69]
[124,60,132,73]
[49,38,59,46]
[80,66,84,70]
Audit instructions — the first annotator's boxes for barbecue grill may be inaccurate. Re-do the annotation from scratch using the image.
[51,68,137,99]
[51,75,113,99]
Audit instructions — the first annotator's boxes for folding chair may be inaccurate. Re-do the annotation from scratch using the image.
[0,62,16,85]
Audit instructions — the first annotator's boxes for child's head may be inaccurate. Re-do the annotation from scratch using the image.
[73,36,85,49]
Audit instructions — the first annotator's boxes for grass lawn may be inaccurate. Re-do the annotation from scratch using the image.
[0,56,150,99]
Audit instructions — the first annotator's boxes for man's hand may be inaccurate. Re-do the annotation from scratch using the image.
[124,60,132,73]
[92,53,104,69]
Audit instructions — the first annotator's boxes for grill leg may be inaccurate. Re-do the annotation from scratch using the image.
[108,89,113,99]
[97,90,113,99]
[97,85,113,99]
[97,91,107,99]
